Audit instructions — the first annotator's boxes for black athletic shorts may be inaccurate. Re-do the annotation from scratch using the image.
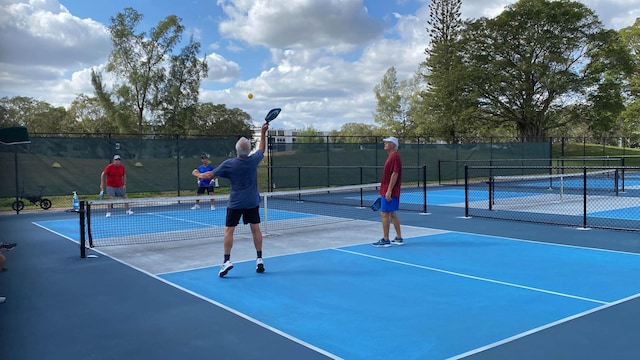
[196,186,214,195]
[226,206,261,227]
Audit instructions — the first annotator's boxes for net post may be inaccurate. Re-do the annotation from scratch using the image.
[582,167,587,229]
[297,167,302,202]
[86,202,93,248]
[263,193,269,234]
[488,174,494,211]
[79,200,86,258]
[422,164,428,214]
[621,157,626,192]
[615,168,619,196]
[464,165,470,217]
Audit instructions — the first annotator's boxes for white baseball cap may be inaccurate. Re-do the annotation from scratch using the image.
[382,136,399,148]
[113,155,121,160]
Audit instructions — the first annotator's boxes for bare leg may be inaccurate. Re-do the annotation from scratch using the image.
[390,212,402,238]
[381,211,391,240]
[249,223,262,252]
[223,226,235,255]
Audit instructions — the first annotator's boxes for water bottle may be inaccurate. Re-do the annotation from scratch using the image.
[72,191,79,211]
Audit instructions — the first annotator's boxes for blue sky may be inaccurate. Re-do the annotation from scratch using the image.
[1,0,638,131]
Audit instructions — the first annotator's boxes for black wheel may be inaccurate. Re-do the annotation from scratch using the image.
[12,200,25,211]
[40,198,52,210]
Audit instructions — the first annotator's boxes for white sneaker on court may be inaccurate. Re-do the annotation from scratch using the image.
[219,261,233,277]
[191,204,200,210]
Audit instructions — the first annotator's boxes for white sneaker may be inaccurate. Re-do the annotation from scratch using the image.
[126,209,134,215]
[219,261,233,277]
[256,258,265,273]
[211,205,216,211]
[191,204,200,210]
[105,212,111,218]
[0,296,5,304]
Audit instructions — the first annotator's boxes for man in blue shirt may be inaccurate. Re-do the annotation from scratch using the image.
[191,153,216,210]
[194,122,269,277]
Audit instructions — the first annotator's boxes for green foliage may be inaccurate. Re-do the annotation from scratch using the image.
[458,0,619,141]
[420,0,477,142]
[373,67,401,131]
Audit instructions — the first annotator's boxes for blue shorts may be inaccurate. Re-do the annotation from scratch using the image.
[226,206,261,227]
[381,197,399,212]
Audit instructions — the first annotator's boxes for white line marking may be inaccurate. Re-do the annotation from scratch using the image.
[334,248,609,304]
[446,292,640,360]
[148,212,216,227]
[31,221,343,360]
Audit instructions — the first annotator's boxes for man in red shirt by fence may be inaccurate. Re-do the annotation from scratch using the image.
[100,154,133,217]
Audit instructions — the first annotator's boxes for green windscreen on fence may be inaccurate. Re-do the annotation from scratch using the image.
[1,136,551,198]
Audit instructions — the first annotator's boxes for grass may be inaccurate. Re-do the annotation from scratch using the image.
[1,143,638,213]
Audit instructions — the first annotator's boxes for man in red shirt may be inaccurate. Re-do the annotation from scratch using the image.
[100,155,133,217]
[372,136,403,247]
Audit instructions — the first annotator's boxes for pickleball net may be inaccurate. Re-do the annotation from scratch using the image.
[83,183,425,247]
[488,168,621,205]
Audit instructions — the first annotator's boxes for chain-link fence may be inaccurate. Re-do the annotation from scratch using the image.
[464,165,640,231]
[2,134,638,212]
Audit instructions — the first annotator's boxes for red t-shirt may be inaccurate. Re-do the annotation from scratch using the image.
[103,163,126,187]
[380,151,402,198]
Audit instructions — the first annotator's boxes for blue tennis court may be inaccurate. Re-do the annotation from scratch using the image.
[159,232,640,359]
[6,198,640,360]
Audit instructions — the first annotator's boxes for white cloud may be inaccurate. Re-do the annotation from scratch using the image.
[0,0,110,66]
[216,0,385,52]
[0,0,638,130]
[0,0,110,105]
[205,53,241,82]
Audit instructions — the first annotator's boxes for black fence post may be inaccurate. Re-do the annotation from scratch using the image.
[582,167,587,229]
[422,164,428,214]
[464,165,469,217]
[79,200,86,258]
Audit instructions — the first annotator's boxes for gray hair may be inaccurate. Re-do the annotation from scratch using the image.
[236,137,251,157]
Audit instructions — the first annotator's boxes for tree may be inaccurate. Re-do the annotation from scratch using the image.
[0,96,75,133]
[154,36,209,135]
[420,0,476,143]
[330,122,379,143]
[194,103,253,137]
[68,94,115,134]
[459,0,623,141]
[0,96,36,127]
[618,18,640,145]
[373,67,402,136]
[103,7,190,134]
[296,126,325,143]
[91,70,136,133]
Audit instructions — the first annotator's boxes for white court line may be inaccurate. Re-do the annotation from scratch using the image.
[334,248,609,305]
[447,292,640,360]
[32,220,343,360]
[148,212,218,227]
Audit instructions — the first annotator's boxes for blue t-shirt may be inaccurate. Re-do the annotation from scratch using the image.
[214,150,264,209]
[197,164,215,187]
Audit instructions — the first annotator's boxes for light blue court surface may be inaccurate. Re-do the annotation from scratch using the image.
[590,206,640,220]
[160,232,640,360]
